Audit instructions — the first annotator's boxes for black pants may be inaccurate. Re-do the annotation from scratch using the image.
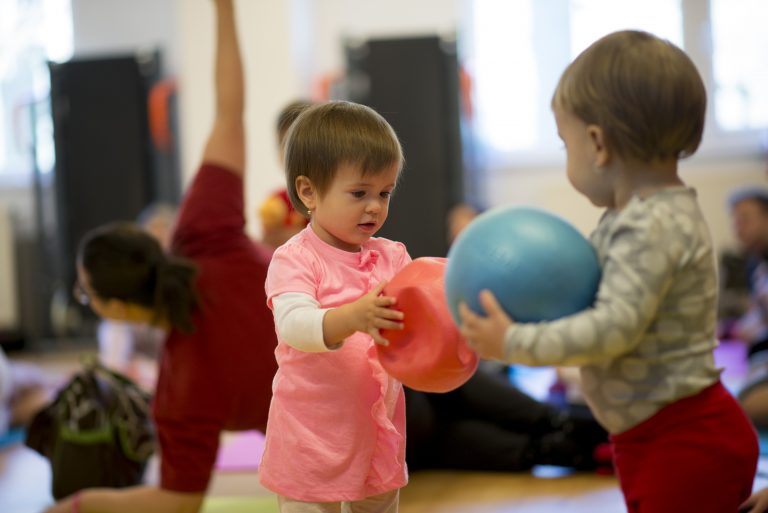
[405,366,559,471]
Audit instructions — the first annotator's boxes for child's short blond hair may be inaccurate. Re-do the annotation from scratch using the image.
[552,30,706,164]
[284,101,403,216]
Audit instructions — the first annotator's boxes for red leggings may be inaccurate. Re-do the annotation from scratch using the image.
[611,382,758,513]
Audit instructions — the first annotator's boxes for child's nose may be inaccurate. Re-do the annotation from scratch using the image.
[366,199,383,213]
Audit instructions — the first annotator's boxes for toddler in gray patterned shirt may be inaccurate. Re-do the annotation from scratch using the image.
[459,30,758,513]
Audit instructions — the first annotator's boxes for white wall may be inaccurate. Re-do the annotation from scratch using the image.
[2,0,765,344]
[307,0,460,74]
[175,0,460,237]
[484,154,767,255]
[32,0,462,240]
[71,0,179,73]
[175,0,303,238]
[32,0,768,249]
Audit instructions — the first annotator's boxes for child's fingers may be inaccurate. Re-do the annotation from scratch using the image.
[375,318,404,331]
[374,295,398,307]
[458,301,479,323]
[458,303,479,341]
[458,317,479,336]
[369,328,390,346]
[369,281,388,297]
[478,290,503,316]
[375,306,404,320]
[479,290,515,324]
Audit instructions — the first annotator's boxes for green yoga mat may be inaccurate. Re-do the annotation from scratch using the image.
[202,496,278,513]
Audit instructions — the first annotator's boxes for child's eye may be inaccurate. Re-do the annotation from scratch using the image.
[380,191,392,199]
[351,191,366,198]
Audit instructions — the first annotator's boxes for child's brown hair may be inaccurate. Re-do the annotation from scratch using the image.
[284,101,403,216]
[552,30,706,163]
[276,100,313,153]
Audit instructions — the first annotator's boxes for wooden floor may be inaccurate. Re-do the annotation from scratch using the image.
[0,441,625,513]
[0,342,763,513]
[400,471,622,513]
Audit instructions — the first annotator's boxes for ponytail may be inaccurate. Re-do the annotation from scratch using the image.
[79,223,199,332]
[153,257,198,333]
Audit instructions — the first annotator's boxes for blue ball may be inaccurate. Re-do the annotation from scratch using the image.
[445,206,601,324]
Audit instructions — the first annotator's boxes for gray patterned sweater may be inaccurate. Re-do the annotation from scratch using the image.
[504,187,722,434]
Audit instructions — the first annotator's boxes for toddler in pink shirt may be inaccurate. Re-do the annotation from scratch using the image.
[262,101,411,513]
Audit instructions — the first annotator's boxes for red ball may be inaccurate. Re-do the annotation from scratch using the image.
[378,257,478,392]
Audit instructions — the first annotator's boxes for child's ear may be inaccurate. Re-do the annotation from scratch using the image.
[587,124,610,168]
[295,175,316,211]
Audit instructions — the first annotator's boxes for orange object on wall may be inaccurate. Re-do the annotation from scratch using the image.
[148,79,177,152]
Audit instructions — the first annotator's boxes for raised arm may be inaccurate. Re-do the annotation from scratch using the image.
[202,0,245,174]
[41,3,243,513]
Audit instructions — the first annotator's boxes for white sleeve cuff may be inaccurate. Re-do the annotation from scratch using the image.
[272,292,337,352]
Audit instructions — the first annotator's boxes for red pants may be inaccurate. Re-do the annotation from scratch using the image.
[611,382,758,513]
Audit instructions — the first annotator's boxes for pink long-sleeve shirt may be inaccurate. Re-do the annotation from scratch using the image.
[261,226,411,501]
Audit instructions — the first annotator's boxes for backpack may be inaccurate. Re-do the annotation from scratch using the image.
[25,359,155,499]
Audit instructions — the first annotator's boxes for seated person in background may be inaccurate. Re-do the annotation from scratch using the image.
[258,188,307,251]
[405,364,609,472]
[724,186,768,355]
[404,203,609,473]
[724,186,768,429]
[258,100,312,251]
[718,248,752,332]
[0,348,55,438]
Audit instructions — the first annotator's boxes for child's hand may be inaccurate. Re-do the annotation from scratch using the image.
[458,289,513,361]
[348,281,404,346]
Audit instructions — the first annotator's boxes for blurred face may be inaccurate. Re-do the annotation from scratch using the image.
[74,264,129,321]
[74,264,159,326]
[554,107,614,208]
[732,199,768,253]
[301,163,399,252]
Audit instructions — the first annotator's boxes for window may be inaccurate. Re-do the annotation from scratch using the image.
[569,0,683,55]
[0,0,73,180]
[462,0,768,164]
[710,0,768,131]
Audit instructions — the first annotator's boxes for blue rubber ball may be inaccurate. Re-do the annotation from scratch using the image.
[445,206,601,324]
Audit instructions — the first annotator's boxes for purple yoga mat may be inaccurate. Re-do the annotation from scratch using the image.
[214,430,265,472]
[714,339,749,393]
